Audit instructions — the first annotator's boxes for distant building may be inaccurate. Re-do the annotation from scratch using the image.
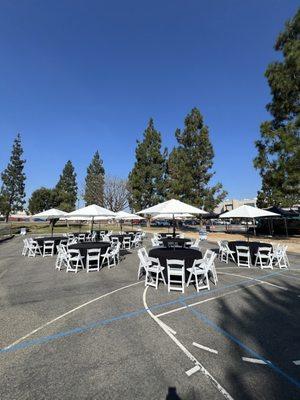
[214,198,257,214]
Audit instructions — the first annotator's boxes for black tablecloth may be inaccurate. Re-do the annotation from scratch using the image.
[228,241,272,264]
[161,238,192,248]
[110,234,134,243]
[149,247,202,280]
[69,242,111,259]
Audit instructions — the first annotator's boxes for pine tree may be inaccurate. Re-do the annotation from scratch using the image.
[0,134,26,221]
[84,151,105,206]
[254,10,300,207]
[28,187,56,214]
[168,108,227,210]
[55,160,77,211]
[128,119,167,211]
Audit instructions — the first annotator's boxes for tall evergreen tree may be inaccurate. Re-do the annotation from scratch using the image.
[0,134,26,221]
[128,118,167,211]
[55,160,77,211]
[168,108,227,210]
[84,151,105,206]
[254,10,300,207]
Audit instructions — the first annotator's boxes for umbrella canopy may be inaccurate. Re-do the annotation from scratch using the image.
[67,204,116,218]
[66,204,116,231]
[33,208,66,236]
[152,212,194,220]
[137,199,207,215]
[138,199,207,237]
[33,208,66,219]
[219,205,279,219]
[114,210,145,220]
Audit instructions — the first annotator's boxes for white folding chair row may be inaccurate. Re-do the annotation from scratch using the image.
[22,238,30,256]
[102,243,120,268]
[77,233,86,243]
[131,235,142,249]
[190,238,201,250]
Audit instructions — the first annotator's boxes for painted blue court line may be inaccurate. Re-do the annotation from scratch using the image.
[180,300,300,390]
[0,270,282,355]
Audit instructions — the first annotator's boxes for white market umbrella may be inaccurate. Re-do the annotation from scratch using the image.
[33,208,66,236]
[66,204,116,231]
[114,210,145,231]
[152,213,194,220]
[137,199,207,236]
[219,205,279,240]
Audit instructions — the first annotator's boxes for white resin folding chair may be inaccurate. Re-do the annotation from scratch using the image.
[78,233,86,243]
[20,227,27,235]
[59,238,68,246]
[28,240,42,257]
[236,246,251,267]
[190,238,201,250]
[66,249,84,273]
[165,234,173,238]
[137,247,151,280]
[86,233,92,242]
[55,244,68,270]
[122,237,131,250]
[43,240,55,257]
[187,250,217,291]
[131,236,142,249]
[151,238,161,247]
[145,257,166,289]
[101,247,116,268]
[111,237,119,247]
[271,245,289,269]
[22,238,30,256]
[166,259,185,293]
[218,241,235,264]
[111,243,121,266]
[102,235,110,242]
[254,247,273,269]
[86,249,101,272]
[91,232,97,242]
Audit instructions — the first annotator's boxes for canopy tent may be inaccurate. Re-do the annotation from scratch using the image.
[33,208,66,236]
[219,205,279,240]
[137,199,207,237]
[114,210,145,231]
[66,205,116,231]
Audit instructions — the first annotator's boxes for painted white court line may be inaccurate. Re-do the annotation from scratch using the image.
[155,280,265,318]
[143,287,234,400]
[293,360,300,365]
[186,365,201,376]
[242,357,268,365]
[193,342,218,354]
[160,321,177,335]
[0,269,7,279]
[4,281,143,351]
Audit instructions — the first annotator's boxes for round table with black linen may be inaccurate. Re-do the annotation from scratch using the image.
[35,236,66,252]
[110,234,134,243]
[161,238,192,248]
[228,241,272,264]
[148,247,202,280]
[68,242,111,259]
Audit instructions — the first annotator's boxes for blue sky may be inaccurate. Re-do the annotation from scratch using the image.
[0,0,298,204]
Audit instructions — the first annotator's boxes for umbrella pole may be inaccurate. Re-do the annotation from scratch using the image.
[284,217,288,237]
[51,220,54,237]
[247,220,249,242]
[173,214,176,238]
[91,217,94,233]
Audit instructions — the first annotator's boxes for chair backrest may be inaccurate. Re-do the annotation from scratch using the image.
[257,246,271,254]
[68,233,74,238]
[166,259,185,270]
[102,235,110,242]
[111,237,119,245]
[236,246,249,254]
[44,240,54,248]
[78,234,85,241]
[20,227,26,235]
[151,238,160,247]
[166,234,173,238]
[123,237,131,244]
[60,239,68,246]
[87,248,101,258]
[192,258,206,270]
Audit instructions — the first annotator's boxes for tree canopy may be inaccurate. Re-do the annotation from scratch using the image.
[128,119,167,211]
[84,151,105,206]
[55,160,77,211]
[168,108,227,210]
[254,9,300,207]
[0,134,26,221]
